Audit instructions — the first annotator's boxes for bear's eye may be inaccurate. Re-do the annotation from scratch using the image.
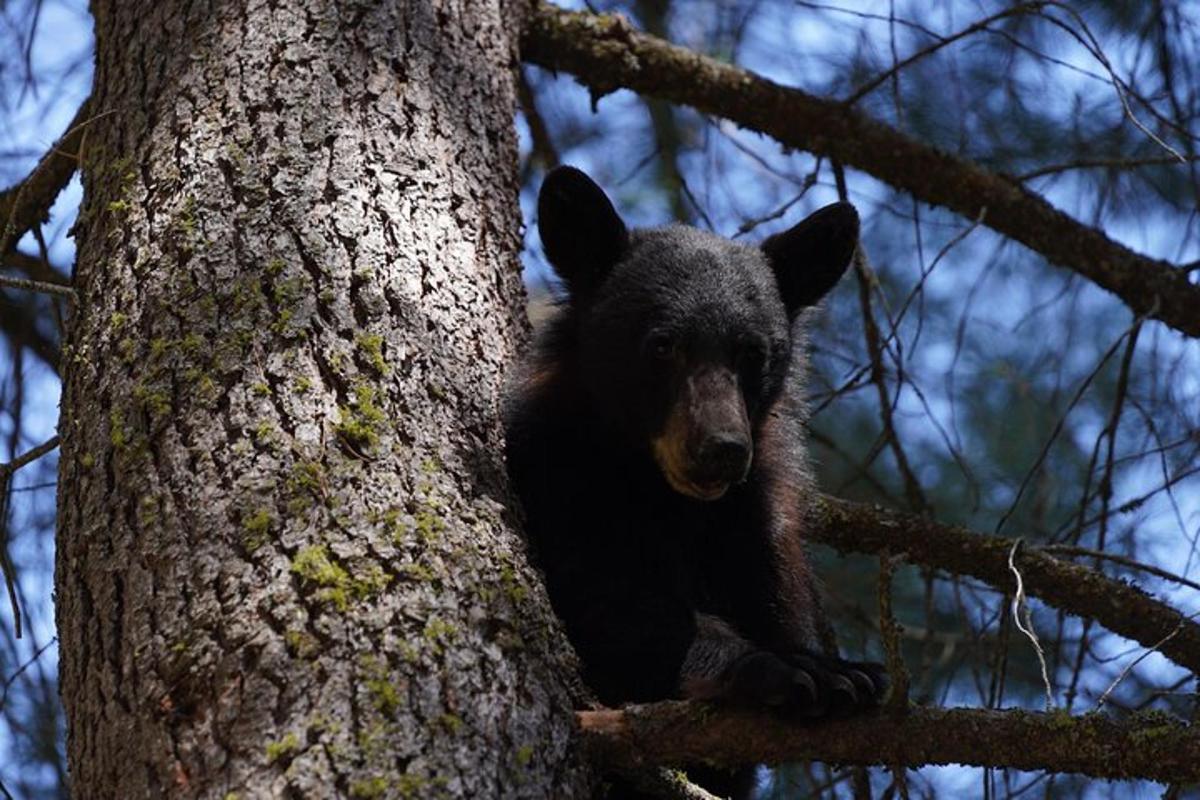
[646,331,675,361]
[737,336,768,371]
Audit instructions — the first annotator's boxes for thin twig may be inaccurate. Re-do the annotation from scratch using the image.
[0,636,57,710]
[1019,155,1199,180]
[1094,618,1193,709]
[843,2,1050,106]
[0,436,60,474]
[995,302,1157,535]
[1031,4,1186,162]
[878,552,911,712]
[0,435,60,638]
[1039,544,1200,593]
[0,273,76,299]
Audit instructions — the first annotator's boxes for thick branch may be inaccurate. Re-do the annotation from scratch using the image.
[579,702,1200,784]
[522,4,1200,338]
[809,495,1200,674]
[0,98,92,254]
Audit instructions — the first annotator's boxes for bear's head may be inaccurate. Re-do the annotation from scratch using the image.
[537,166,857,501]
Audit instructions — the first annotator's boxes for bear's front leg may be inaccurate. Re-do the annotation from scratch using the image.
[681,614,888,717]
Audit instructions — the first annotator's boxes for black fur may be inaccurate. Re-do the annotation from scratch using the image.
[506,167,886,798]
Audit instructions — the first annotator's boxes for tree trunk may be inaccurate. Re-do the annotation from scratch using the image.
[55,0,591,796]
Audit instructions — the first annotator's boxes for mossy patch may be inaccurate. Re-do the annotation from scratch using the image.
[436,713,464,735]
[366,678,401,717]
[231,278,267,313]
[265,732,300,763]
[180,332,205,355]
[336,384,387,449]
[349,777,388,799]
[400,563,435,582]
[290,545,391,611]
[138,495,160,527]
[132,383,172,418]
[287,460,326,512]
[396,773,432,799]
[422,618,458,655]
[356,333,388,375]
[289,460,324,494]
[272,277,303,305]
[253,421,275,444]
[242,509,272,552]
[284,629,320,660]
[110,408,130,449]
[117,337,137,365]
[413,507,445,545]
[499,563,529,604]
[177,196,197,239]
[359,655,402,717]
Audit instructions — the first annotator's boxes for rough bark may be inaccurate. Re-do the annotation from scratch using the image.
[56,0,592,797]
[521,3,1200,339]
[579,702,1200,784]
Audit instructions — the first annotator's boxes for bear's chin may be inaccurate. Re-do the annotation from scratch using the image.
[659,467,730,502]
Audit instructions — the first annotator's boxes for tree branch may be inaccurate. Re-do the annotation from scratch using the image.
[4,250,68,287]
[0,289,60,372]
[0,97,93,255]
[809,495,1200,674]
[0,275,76,300]
[579,702,1200,784]
[521,4,1200,338]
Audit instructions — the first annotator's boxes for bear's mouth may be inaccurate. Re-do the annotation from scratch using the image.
[664,470,731,501]
[651,435,734,501]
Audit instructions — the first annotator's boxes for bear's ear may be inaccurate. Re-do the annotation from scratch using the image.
[762,202,859,316]
[538,166,628,295]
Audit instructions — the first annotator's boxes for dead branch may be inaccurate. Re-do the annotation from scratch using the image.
[0,97,94,255]
[521,3,1200,338]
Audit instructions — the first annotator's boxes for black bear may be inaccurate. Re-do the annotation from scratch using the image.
[505,166,886,797]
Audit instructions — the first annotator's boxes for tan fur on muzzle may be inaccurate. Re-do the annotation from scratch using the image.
[651,400,732,501]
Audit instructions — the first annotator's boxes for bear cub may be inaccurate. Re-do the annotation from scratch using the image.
[505,167,886,730]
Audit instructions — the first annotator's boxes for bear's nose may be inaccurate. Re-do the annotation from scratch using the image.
[696,433,752,483]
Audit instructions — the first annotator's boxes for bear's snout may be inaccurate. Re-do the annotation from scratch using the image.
[695,432,752,486]
[652,366,753,500]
